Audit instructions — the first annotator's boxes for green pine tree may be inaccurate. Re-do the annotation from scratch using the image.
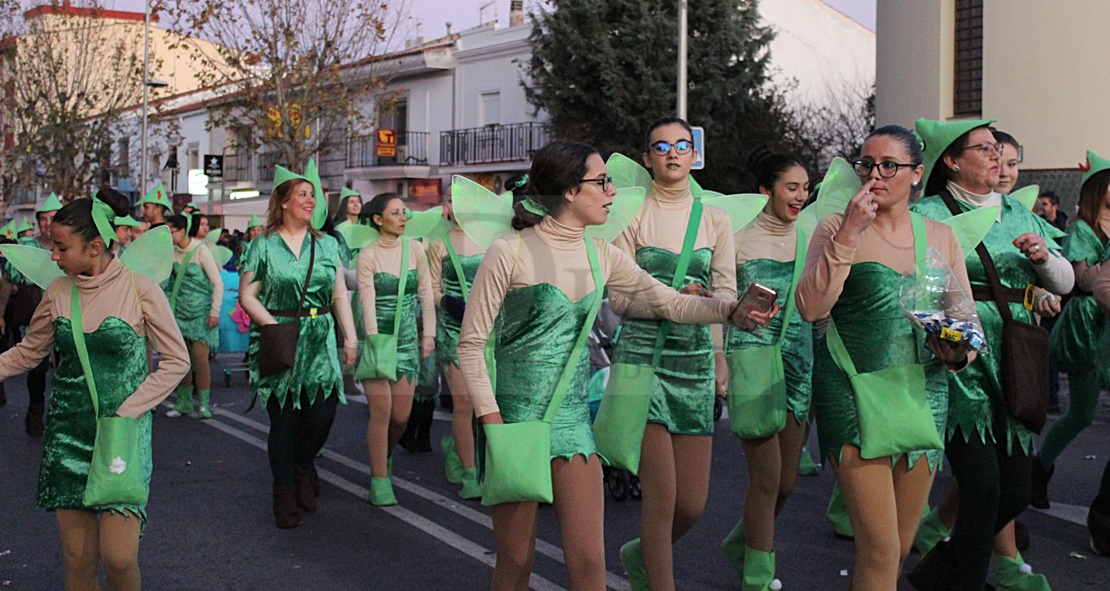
[524,0,797,192]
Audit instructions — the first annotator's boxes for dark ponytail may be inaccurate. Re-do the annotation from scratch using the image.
[511,140,597,231]
[746,145,806,192]
[52,188,129,244]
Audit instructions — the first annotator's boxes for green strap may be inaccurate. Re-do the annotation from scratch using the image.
[70,283,100,416]
[541,239,604,424]
[773,228,808,345]
[443,237,471,302]
[168,246,197,311]
[649,198,703,366]
[825,214,928,376]
[391,239,410,337]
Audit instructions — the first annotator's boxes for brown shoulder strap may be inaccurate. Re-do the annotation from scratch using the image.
[937,189,1014,324]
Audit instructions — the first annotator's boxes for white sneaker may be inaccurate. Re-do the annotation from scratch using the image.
[165,410,184,418]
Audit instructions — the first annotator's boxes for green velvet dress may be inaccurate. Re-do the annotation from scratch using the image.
[240,233,344,409]
[611,247,716,435]
[727,259,813,423]
[168,250,219,348]
[812,263,948,470]
[1050,220,1110,375]
[436,253,484,367]
[494,284,597,460]
[40,317,151,520]
[372,269,420,383]
[912,195,1063,453]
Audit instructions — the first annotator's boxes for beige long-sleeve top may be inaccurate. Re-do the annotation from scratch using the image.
[357,235,435,337]
[459,216,738,418]
[426,225,486,305]
[796,212,972,323]
[736,210,799,265]
[1094,257,1110,316]
[175,238,224,318]
[0,258,190,417]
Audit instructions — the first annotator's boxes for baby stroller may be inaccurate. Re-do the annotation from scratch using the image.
[588,303,642,502]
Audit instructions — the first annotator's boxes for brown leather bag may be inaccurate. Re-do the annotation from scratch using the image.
[258,237,315,378]
[939,191,1049,433]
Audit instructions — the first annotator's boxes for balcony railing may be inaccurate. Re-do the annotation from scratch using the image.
[257,151,280,182]
[223,151,252,184]
[439,122,552,167]
[347,131,429,168]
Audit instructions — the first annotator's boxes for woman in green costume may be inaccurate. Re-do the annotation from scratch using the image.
[797,125,974,591]
[239,169,358,528]
[0,190,190,591]
[907,119,1072,591]
[610,116,740,591]
[720,146,812,590]
[426,195,487,500]
[457,140,759,591]
[1034,151,1110,506]
[163,214,224,420]
[357,192,436,506]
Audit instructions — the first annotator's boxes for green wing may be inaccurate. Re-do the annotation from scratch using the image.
[120,225,174,284]
[452,175,515,249]
[585,187,646,242]
[607,152,653,192]
[701,193,769,233]
[937,205,1000,253]
[499,192,514,206]
[797,157,861,237]
[336,221,380,251]
[0,245,64,289]
[210,244,234,268]
[405,206,450,240]
[1009,185,1039,211]
[205,228,223,244]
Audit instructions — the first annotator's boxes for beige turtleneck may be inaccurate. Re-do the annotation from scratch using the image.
[357,234,435,338]
[458,216,738,417]
[0,258,190,418]
[736,210,799,265]
[426,225,486,305]
[1094,258,1110,316]
[174,238,224,318]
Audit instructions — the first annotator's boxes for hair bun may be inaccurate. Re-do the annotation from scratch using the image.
[746,144,774,174]
[95,187,131,218]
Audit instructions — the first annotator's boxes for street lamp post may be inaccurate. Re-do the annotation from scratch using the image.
[139,0,167,208]
[677,0,688,120]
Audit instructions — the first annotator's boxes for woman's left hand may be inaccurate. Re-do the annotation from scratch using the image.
[680,282,714,297]
[714,351,729,397]
[1013,233,1049,265]
[207,315,219,328]
[925,333,970,366]
[421,336,435,360]
[1032,287,1062,317]
[731,301,781,333]
[342,345,357,369]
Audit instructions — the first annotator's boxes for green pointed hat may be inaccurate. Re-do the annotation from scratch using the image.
[341,187,360,200]
[915,118,995,190]
[247,214,263,229]
[303,158,328,230]
[272,165,310,190]
[1,220,15,240]
[136,182,172,210]
[37,193,63,214]
[1080,151,1110,187]
[16,216,34,234]
[114,215,142,228]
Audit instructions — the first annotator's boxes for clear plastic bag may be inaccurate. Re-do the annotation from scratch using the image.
[900,247,989,353]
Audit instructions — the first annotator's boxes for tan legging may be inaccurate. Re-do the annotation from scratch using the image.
[177,339,211,392]
[444,364,476,470]
[56,509,141,591]
[741,411,809,551]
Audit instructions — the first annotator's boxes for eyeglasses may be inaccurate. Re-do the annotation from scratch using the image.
[647,140,693,155]
[579,175,613,192]
[852,160,918,178]
[961,142,1004,156]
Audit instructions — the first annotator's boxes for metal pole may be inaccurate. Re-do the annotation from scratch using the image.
[677,0,688,120]
[139,0,151,205]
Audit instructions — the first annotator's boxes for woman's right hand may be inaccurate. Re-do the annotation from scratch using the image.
[834,180,879,247]
[730,301,781,332]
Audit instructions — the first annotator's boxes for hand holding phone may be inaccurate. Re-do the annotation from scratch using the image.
[731,283,779,333]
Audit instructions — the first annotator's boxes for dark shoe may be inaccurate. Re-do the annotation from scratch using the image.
[309,463,320,497]
[0,383,7,407]
[293,466,317,513]
[1013,520,1030,552]
[907,540,959,591]
[415,402,434,453]
[272,484,301,529]
[1030,458,1053,510]
[398,419,419,453]
[25,405,44,437]
[1090,506,1110,557]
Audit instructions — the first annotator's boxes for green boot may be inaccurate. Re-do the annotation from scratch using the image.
[994,553,1051,591]
[443,435,464,484]
[722,518,746,576]
[367,477,398,506]
[742,547,779,591]
[620,538,648,591]
[167,386,194,417]
[458,466,482,500]
[196,389,212,419]
[798,446,820,476]
[826,484,854,539]
[913,507,951,555]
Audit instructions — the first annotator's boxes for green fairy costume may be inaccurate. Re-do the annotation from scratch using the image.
[432,235,484,367]
[166,241,220,348]
[366,242,421,383]
[1051,219,1110,373]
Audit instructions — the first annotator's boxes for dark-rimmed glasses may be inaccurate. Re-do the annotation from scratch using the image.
[579,175,613,192]
[647,140,693,155]
[852,160,918,178]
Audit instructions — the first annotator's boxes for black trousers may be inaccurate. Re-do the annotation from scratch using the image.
[266,391,339,487]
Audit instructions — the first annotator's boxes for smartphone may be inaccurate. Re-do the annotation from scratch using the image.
[735,283,777,332]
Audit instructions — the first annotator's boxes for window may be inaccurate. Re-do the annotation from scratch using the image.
[117,138,130,173]
[953,0,983,117]
[480,92,501,126]
[187,143,200,171]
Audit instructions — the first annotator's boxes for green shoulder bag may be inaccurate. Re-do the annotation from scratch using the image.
[593,199,702,474]
[356,239,410,381]
[481,239,603,506]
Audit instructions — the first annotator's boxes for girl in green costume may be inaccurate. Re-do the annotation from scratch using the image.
[798,126,974,591]
[908,120,1071,591]
[164,214,224,420]
[720,146,812,591]
[457,140,760,591]
[1034,152,1110,505]
[239,172,358,528]
[0,190,190,590]
[610,116,742,591]
[357,192,436,506]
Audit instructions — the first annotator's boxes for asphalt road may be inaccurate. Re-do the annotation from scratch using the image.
[1,356,1108,590]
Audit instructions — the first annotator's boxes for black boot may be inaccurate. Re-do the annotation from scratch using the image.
[398,413,419,453]
[907,539,959,591]
[415,398,434,453]
[1030,457,1053,509]
[0,382,7,407]
[25,403,44,438]
[1090,505,1110,556]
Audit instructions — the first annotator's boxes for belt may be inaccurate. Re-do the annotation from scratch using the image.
[269,305,332,319]
[971,285,1033,309]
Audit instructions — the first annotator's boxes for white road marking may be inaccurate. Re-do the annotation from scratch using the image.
[1031,502,1091,526]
